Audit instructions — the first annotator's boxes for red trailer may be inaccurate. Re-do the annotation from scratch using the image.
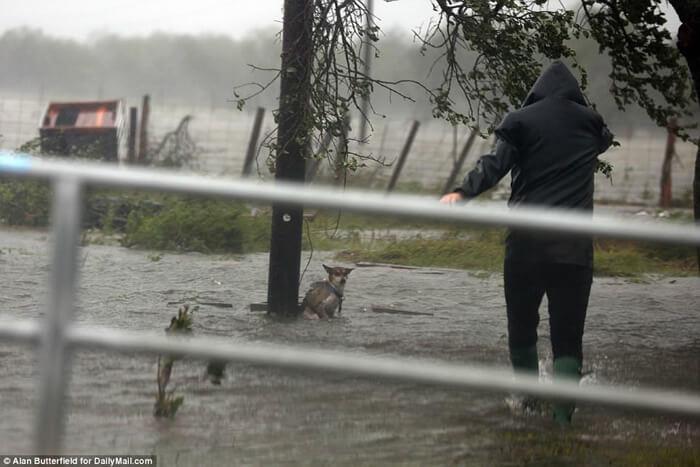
[39,100,127,162]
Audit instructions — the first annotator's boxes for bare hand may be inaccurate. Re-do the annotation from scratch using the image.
[439,192,465,205]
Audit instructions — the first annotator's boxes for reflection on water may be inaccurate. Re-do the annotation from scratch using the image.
[0,227,698,464]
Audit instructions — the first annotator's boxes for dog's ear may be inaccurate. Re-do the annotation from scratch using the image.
[343,268,354,275]
[322,264,333,274]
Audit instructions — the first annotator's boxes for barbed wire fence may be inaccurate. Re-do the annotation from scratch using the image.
[0,89,696,207]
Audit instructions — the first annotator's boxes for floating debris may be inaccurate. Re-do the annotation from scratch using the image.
[206,360,226,386]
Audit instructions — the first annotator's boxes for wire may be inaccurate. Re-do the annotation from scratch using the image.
[299,216,314,288]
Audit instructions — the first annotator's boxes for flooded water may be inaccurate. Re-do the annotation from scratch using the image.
[1,226,699,465]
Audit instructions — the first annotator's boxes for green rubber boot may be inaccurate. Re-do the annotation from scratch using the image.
[509,345,539,375]
[552,356,582,426]
[508,345,540,413]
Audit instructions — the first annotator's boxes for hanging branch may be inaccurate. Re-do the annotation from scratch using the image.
[425,0,696,140]
[235,0,433,176]
[580,0,696,138]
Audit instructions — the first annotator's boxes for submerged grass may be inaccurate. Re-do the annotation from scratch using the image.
[493,429,700,466]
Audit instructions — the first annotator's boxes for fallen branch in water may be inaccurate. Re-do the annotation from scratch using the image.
[154,304,195,418]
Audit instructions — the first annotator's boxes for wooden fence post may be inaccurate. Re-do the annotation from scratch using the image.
[138,94,150,164]
[442,128,478,195]
[660,117,677,208]
[242,107,266,177]
[386,120,419,193]
[127,107,138,164]
[306,132,333,182]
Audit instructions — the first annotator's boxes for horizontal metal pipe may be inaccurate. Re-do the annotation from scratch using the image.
[0,319,42,344]
[1,319,698,417]
[63,325,700,417]
[1,153,699,246]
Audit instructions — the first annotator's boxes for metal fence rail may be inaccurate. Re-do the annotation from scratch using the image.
[1,318,699,417]
[2,153,700,246]
[0,151,699,455]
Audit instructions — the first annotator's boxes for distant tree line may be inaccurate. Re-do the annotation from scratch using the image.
[0,26,666,125]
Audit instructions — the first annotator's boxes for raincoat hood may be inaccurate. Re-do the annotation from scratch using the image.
[521,61,586,107]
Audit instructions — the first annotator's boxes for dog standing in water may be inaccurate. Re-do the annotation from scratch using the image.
[301,265,353,319]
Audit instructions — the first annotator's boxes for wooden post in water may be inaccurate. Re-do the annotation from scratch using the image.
[242,107,265,177]
[659,117,677,208]
[386,120,419,193]
[127,107,138,164]
[442,129,478,195]
[267,0,313,317]
[138,94,150,164]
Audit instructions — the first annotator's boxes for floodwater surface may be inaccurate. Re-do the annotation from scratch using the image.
[0,227,698,465]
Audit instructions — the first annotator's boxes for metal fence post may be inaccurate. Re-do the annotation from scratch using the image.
[35,177,83,454]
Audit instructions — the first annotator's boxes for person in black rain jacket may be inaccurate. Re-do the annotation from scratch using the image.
[440,60,613,424]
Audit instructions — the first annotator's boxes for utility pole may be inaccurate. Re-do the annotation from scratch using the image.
[358,0,374,145]
[267,0,313,317]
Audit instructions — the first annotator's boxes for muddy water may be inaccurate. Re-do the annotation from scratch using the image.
[1,226,699,465]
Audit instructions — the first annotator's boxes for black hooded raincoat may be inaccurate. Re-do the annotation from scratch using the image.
[456,61,613,266]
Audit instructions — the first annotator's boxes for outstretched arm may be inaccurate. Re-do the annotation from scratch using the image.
[440,138,518,204]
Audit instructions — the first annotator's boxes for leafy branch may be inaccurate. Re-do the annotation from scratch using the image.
[235,0,433,176]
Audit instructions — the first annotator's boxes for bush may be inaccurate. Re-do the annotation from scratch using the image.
[0,180,271,254]
[0,178,51,226]
[123,196,270,253]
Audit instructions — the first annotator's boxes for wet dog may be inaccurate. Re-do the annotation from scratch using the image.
[301,264,353,320]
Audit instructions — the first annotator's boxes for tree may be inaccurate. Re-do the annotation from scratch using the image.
[242,0,700,314]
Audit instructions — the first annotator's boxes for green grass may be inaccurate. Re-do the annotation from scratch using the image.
[594,238,697,277]
[335,229,505,271]
[334,228,697,277]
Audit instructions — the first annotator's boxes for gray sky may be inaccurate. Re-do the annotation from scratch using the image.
[0,0,681,42]
[0,0,438,41]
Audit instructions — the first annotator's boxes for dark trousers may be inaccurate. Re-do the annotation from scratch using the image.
[503,260,593,362]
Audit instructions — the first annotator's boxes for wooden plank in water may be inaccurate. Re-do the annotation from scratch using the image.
[355,262,420,270]
[354,262,446,274]
[198,302,233,308]
[167,300,232,308]
[371,306,434,316]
